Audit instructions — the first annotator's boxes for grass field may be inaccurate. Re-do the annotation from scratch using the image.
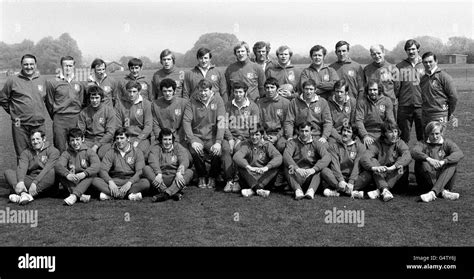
[0,64,473,247]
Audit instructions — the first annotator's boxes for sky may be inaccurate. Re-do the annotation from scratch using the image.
[0,0,473,62]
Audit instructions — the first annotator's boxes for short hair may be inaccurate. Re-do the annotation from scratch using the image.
[114,127,130,139]
[68,127,84,140]
[29,128,45,139]
[264,77,279,89]
[302,79,317,89]
[425,121,445,138]
[125,80,142,91]
[159,78,177,91]
[87,85,104,100]
[370,44,385,53]
[91,58,106,70]
[158,128,175,143]
[339,123,357,140]
[250,122,265,135]
[365,80,384,95]
[297,121,313,130]
[335,41,350,51]
[160,49,176,63]
[128,58,143,68]
[21,54,37,64]
[309,45,327,57]
[333,79,349,92]
[232,81,248,92]
[234,41,250,56]
[196,47,212,59]
[404,39,420,51]
[276,45,293,58]
[60,56,75,66]
[422,52,437,61]
[253,41,271,55]
[380,121,400,141]
[197,79,212,90]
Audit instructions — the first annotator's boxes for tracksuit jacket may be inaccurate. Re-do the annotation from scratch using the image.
[355,94,395,139]
[233,140,282,169]
[411,138,464,165]
[182,65,227,102]
[329,58,365,100]
[283,137,331,171]
[225,58,265,102]
[120,74,153,102]
[55,144,101,177]
[363,61,400,104]
[151,67,185,99]
[77,103,117,147]
[265,63,302,94]
[420,68,458,117]
[147,143,190,176]
[100,144,145,183]
[152,96,188,143]
[327,95,356,141]
[328,139,366,185]
[257,96,290,139]
[299,64,339,99]
[17,141,60,184]
[395,58,423,107]
[86,74,120,107]
[116,96,153,141]
[46,75,85,118]
[224,98,260,141]
[360,138,411,169]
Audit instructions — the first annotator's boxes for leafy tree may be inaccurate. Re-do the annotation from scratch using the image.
[182,33,240,67]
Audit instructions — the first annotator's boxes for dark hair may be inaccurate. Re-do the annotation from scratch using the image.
[128,58,143,68]
[114,127,130,139]
[68,127,84,140]
[159,78,177,91]
[297,121,313,130]
[60,56,75,66]
[91,58,106,70]
[196,47,212,59]
[87,85,104,100]
[264,77,279,89]
[365,80,384,96]
[232,81,248,92]
[302,79,317,89]
[422,51,437,62]
[404,39,420,51]
[29,128,46,139]
[125,80,142,91]
[158,128,175,143]
[335,41,350,51]
[380,122,400,141]
[197,79,212,90]
[21,54,37,64]
[309,45,327,57]
[252,41,271,55]
[160,49,176,63]
[339,123,357,140]
[333,79,349,92]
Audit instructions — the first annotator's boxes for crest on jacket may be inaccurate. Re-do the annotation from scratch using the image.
[379,105,386,113]
[171,155,177,163]
[136,108,143,116]
[140,83,147,90]
[307,150,314,157]
[175,109,181,116]
[323,74,329,81]
[211,75,218,81]
[210,103,216,110]
[348,70,355,77]
[288,71,295,81]
[74,83,80,92]
[37,85,43,92]
[41,155,48,163]
[103,86,111,92]
[276,109,282,116]
[438,149,445,158]
[81,159,88,168]
[349,151,356,160]
[313,106,321,114]
[258,150,266,161]
[99,117,105,124]
[127,156,134,165]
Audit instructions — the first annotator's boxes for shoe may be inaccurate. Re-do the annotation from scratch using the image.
[382,189,394,202]
[420,191,437,202]
[207,178,216,189]
[256,189,270,198]
[323,188,340,197]
[19,192,34,205]
[232,181,241,193]
[128,192,142,201]
[304,188,315,199]
[198,177,207,189]
[294,189,304,200]
[172,192,184,201]
[441,190,459,201]
[152,192,171,202]
[344,184,354,195]
[9,194,20,203]
[241,188,255,197]
[223,181,233,193]
[99,192,112,201]
[80,194,91,203]
[351,190,364,199]
[64,194,77,206]
[367,189,381,200]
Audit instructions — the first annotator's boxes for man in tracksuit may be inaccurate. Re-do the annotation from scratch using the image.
[143,128,193,202]
[46,56,86,153]
[225,41,266,102]
[86,58,120,107]
[327,79,356,143]
[92,127,150,201]
[329,41,364,100]
[55,128,101,205]
[284,79,333,144]
[355,80,395,147]
[0,54,48,161]
[119,58,153,102]
[283,121,331,200]
[363,44,400,119]
[299,45,339,100]
[412,121,464,202]
[420,52,458,135]
[396,39,424,143]
[77,85,116,159]
[265,45,301,99]
[182,47,227,103]
[252,41,273,72]
[6,129,60,205]
[233,124,283,198]
[359,122,412,202]
[152,49,185,99]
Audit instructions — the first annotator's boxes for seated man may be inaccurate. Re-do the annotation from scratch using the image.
[320,124,365,198]
[359,122,412,202]
[6,129,60,205]
[283,121,331,200]
[116,80,153,158]
[92,127,150,201]
[77,85,116,159]
[233,124,282,198]
[55,128,101,205]
[143,128,193,202]
[328,79,356,144]
[412,121,464,202]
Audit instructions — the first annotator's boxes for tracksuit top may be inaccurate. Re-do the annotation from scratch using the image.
[100,144,145,183]
[355,94,395,138]
[46,75,85,118]
[395,58,423,107]
[152,96,188,142]
[0,72,47,127]
[55,144,101,178]
[328,139,366,185]
[224,98,260,141]
[120,74,153,102]
[329,59,365,100]
[257,96,290,138]
[225,59,265,102]
[233,140,283,170]
[299,64,339,100]
[116,96,153,141]
[411,138,464,164]
[265,63,302,93]
[284,94,333,139]
[360,138,411,169]
[151,67,185,99]
[77,103,117,147]
[17,141,60,184]
[420,68,458,117]
[86,75,120,107]
[182,93,226,144]
[328,95,356,141]
[283,137,331,171]
[183,65,228,103]
[363,61,400,104]
[147,143,190,176]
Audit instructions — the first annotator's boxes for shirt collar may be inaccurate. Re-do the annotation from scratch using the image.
[232,98,250,109]
[426,137,444,144]
[300,93,319,103]
[298,136,313,144]
[134,95,143,105]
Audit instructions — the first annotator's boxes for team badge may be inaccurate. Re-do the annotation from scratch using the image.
[288,71,295,81]
[175,109,181,116]
[314,106,321,114]
[127,156,134,165]
[247,72,255,79]
[175,80,181,87]
[99,117,105,124]
[348,70,355,77]
[243,110,250,117]
[171,155,177,163]
[37,85,43,92]
[417,68,425,75]
[136,108,143,116]
[74,84,80,92]
[307,150,313,157]
[210,103,216,110]
[431,80,441,88]
[345,106,350,113]
[323,74,329,81]
[258,151,266,160]
[381,72,389,80]
[276,109,282,116]
[438,149,445,158]
[81,159,88,168]
[349,151,356,160]
[379,105,386,113]
[141,83,148,90]
[211,75,217,81]
[104,86,111,92]
[392,149,398,158]
[442,104,449,111]
[41,155,48,163]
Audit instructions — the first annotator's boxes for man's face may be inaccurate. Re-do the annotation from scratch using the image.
[161,134,173,149]
[198,53,211,69]
[162,86,175,101]
[303,85,316,101]
[161,55,174,70]
[405,44,419,60]
[255,47,267,63]
[21,58,37,77]
[235,46,248,62]
[69,136,84,151]
[62,60,75,77]
[251,131,262,145]
[385,128,399,144]
[90,94,102,108]
[298,125,312,142]
[129,65,141,77]
[341,127,354,143]
[336,45,349,62]
[428,126,442,143]
[127,87,140,102]
[265,84,278,99]
[30,132,45,151]
[94,63,106,79]
[367,84,379,101]
[311,49,324,66]
[334,86,347,103]
[277,49,291,65]
[233,88,246,103]
[115,133,130,150]
[199,87,212,102]
[422,55,438,73]
[370,46,385,64]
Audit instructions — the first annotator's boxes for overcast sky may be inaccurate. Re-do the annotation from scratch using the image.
[0,0,473,62]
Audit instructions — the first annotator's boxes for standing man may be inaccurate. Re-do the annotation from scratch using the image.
[46,56,85,153]
[0,54,48,161]
[265,45,301,99]
[329,41,364,100]
[119,58,153,102]
[87,58,120,107]
[225,41,266,102]
[396,39,424,143]
[252,41,273,71]
[151,49,185,99]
